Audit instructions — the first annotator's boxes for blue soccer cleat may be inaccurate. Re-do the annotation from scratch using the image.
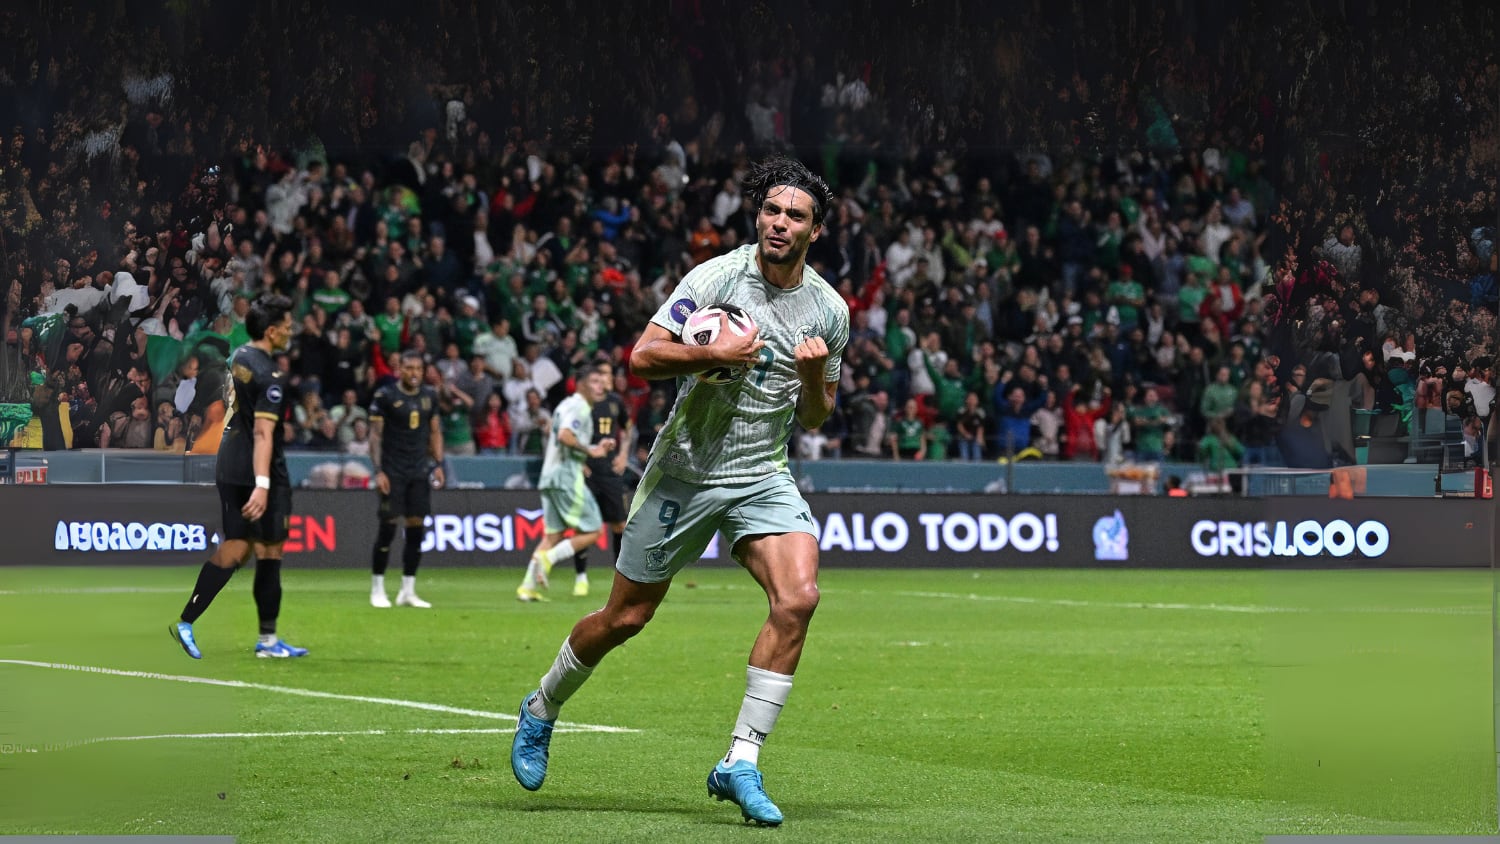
[707,760,784,826]
[511,692,555,791]
[254,639,309,658]
[169,621,202,659]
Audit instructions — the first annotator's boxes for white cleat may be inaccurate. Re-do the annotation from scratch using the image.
[371,591,392,608]
[396,591,432,608]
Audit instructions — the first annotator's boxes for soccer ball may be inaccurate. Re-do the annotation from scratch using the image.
[681,303,757,385]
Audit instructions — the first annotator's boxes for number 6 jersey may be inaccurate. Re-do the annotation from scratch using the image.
[369,382,439,478]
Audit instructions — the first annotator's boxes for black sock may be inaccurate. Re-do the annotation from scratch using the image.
[575,550,588,575]
[402,523,425,578]
[372,521,397,575]
[253,558,282,637]
[181,561,236,624]
[611,529,623,565]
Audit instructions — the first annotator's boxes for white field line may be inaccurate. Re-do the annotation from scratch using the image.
[0,660,637,733]
[4,727,599,754]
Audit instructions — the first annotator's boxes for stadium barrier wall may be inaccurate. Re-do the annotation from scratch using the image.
[4,485,1491,569]
[1,449,1477,496]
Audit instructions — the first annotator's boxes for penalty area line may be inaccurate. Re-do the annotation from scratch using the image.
[0,660,637,734]
[10,727,601,753]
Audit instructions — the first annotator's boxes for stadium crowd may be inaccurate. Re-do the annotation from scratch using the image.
[0,1,1494,475]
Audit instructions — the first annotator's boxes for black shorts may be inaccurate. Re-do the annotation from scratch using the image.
[586,472,628,524]
[379,473,432,520]
[219,483,292,545]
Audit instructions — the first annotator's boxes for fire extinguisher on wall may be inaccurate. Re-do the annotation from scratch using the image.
[1476,467,1493,500]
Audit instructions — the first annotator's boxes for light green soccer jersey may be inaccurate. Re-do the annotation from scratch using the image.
[538,393,592,492]
[649,243,850,484]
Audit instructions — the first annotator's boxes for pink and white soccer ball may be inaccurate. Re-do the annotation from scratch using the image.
[682,302,757,385]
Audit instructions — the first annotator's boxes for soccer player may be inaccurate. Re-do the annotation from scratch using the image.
[169,293,308,659]
[368,350,445,608]
[515,364,617,602]
[577,358,634,597]
[510,156,848,827]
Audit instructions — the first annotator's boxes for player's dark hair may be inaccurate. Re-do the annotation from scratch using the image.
[400,349,425,366]
[574,362,600,384]
[246,293,293,340]
[743,155,834,226]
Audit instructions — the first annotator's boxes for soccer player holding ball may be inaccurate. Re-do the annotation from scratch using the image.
[510,156,849,827]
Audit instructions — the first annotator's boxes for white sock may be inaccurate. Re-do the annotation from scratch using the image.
[544,541,576,567]
[400,575,416,594]
[258,634,278,646]
[529,640,594,721]
[576,572,588,581]
[371,574,385,593]
[724,666,793,767]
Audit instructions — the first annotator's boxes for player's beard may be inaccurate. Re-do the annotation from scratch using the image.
[758,230,805,266]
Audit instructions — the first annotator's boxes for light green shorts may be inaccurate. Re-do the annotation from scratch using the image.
[617,468,816,583]
[541,486,603,534]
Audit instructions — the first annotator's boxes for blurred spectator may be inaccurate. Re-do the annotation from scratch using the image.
[474,392,512,455]
[329,389,368,446]
[344,418,373,458]
[954,392,988,462]
[1197,417,1245,476]
[888,398,928,461]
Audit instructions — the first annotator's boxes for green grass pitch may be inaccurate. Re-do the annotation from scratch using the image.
[0,565,1493,842]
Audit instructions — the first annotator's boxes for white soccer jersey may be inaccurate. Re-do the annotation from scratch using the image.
[648,244,850,484]
[538,393,593,494]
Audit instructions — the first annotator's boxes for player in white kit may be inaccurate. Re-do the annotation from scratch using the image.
[509,156,849,826]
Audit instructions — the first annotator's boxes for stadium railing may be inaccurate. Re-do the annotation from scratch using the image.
[0,448,1481,497]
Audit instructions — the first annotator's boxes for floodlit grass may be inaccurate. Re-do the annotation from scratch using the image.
[0,565,1492,842]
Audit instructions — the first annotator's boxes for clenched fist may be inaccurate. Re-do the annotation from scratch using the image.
[794,336,829,386]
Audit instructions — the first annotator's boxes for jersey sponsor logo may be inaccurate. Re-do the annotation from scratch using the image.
[265,385,282,404]
[54,520,212,552]
[670,298,696,325]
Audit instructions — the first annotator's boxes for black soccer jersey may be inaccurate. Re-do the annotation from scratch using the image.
[217,345,289,487]
[369,384,439,478]
[586,391,631,478]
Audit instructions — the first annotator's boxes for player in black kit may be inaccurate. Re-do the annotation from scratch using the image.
[578,359,634,597]
[169,293,308,659]
[367,349,445,608]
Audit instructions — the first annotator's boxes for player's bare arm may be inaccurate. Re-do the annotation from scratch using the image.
[631,321,765,380]
[558,426,616,459]
[244,415,276,520]
[369,415,388,494]
[793,336,837,430]
[428,414,444,487]
[611,419,634,475]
